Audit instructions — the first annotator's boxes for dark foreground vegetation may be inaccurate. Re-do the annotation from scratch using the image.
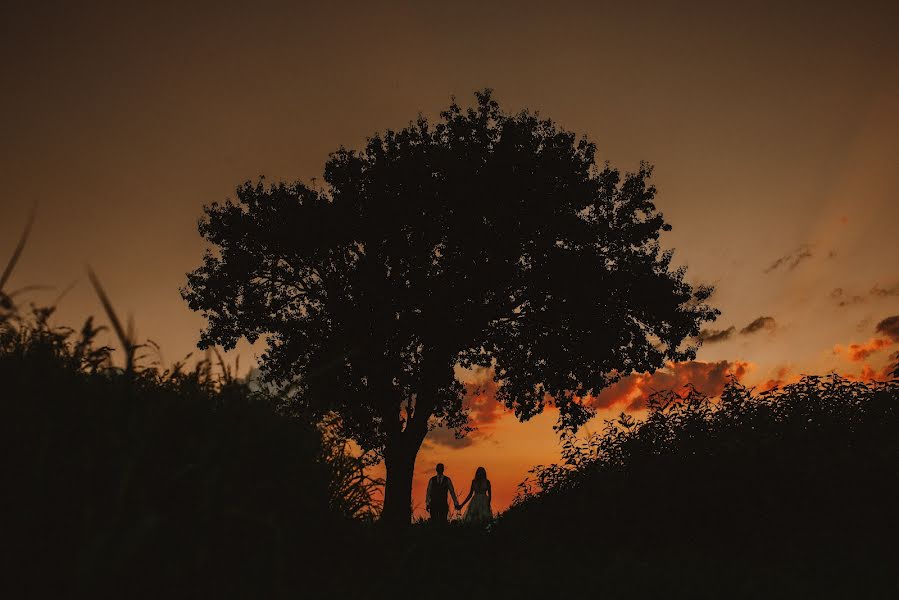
[0,304,377,597]
[500,373,899,598]
[4,300,898,599]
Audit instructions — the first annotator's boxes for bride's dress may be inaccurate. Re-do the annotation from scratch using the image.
[463,484,492,523]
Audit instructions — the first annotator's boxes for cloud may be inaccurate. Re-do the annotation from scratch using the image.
[889,351,899,376]
[764,244,812,273]
[590,360,752,411]
[697,317,778,341]
[424,427,476,449]
[874,315,899,342]
[833,317,899,365]
[857,364,888,381]
[740,316,777,335]
[870,284,899,298]
[428,359,756,446]
[758,365,799,391]
[831,283,899,307]
[767,361,893,389]
[424,375,505,449]
[844,355,897,382]
[698,326,736,343]
[758,366,790,391]
[830,288,865,307]
[833,338,893,362]
[463,377,505,427]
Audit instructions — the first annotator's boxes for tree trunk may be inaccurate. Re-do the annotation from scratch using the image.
[381,439,421,527]
[380,380,436,527]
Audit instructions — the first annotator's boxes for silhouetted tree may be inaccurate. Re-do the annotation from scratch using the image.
[182,90,718,525]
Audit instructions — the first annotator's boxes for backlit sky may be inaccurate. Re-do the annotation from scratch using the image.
[3,1,898,513]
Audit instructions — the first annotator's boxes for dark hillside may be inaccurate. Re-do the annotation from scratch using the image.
[3,304,898,598]
[0,309,355,597]
[490,375,899,597]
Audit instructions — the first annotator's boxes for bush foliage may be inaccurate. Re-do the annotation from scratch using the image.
[496,373,899,597]
[0,305,376,597]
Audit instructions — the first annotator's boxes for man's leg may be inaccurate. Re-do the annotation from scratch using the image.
[431,503,448,525]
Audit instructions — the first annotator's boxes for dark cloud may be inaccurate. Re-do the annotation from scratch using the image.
[830,283,899,308]
[764,244,812,273]
[697,326,736,343]
[694,316,778,339]
[590,360,751,411]
[740,316,777,335]
[855,317,872,332]
[871,283,899,298]
[875,315,899,342]
[831,288,865,307]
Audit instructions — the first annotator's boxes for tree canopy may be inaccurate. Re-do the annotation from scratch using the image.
[182,90,718,523]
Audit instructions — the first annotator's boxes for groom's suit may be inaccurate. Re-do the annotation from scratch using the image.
[426,473,457,523]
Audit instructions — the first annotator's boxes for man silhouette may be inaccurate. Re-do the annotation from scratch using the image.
[426,463,460,524]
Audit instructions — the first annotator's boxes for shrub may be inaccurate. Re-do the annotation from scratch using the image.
[0,305,368,597]
[499,374,899,596]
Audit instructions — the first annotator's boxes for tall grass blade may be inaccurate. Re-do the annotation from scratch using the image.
[0,207,36,293]
[87,267,135,375]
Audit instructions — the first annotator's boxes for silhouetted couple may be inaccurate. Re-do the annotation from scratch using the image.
[425,463,492,524]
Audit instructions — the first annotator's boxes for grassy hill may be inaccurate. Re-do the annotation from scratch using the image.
[0,306,366,597]
[3,303,898,598]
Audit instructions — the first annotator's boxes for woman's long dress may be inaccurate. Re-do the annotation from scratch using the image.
[463,480,492,523]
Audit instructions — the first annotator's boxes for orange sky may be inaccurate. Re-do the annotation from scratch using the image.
[2,1,898,515]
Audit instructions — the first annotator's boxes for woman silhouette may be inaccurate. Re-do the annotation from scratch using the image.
[458,466,492,523]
